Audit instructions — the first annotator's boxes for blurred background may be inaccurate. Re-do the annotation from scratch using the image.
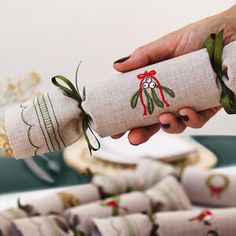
[0,2,236,235]
[0,0,235,135]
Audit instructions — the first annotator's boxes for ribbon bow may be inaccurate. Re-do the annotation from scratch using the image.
[137,70,156,79]
[205,29,236,114]
[51,64,100,155]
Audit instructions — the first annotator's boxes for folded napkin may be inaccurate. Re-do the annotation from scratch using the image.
[154,208,236,236]
[11,215,74,236]
[0,208,27,236]
[92,170,142,197]
[91,213,153,236]
[64,191,151,235]
[135,159,178,189]
[181,167,236,207]
[4,39,236,158]
[145,176,192,211]
[20,183,100,215]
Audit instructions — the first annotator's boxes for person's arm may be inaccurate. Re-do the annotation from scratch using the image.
[112,5,236,145]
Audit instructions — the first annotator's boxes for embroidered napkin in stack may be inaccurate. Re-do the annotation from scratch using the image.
[3,38,236,158]
[11,215,74,236]
[92,160,177,196]
[135,159,178,189]
[181,167,236,207]
[0,208,27,236]
[64,176,191,235]
[91,213,153,236]
[64,191,152,235]
[20,183,100,215]
[154,208,236,236]
[92,209,236,236]
[92,170,142,196]
[145,176,192,211]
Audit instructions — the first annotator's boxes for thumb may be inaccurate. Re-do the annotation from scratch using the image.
[113,33,177,73]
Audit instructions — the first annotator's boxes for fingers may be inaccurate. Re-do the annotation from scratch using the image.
[159,113,186,134]
[113,33,176,73]
[127,124,161,145]
[111,133,125,139]
[178,106,222,128]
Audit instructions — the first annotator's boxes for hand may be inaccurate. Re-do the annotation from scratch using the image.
[112,5,236,145]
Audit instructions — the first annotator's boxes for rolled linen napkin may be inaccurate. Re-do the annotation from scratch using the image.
[91,213,153,236]
[0,208,27,236]
[135,160,178,189]
[92,170,143,197]
[11,215,74,236]
[64,191,151,235]
[4,37,236,158]
[154,208,236,236]
[19,183,100,215]
[145,176,192,211]
[181,167,236,207]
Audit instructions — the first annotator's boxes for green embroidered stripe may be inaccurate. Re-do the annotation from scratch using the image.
[36,95,61,151]
[47,93,66,147]
[33,100,51,153]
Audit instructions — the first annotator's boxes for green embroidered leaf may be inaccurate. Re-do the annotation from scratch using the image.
[112,207,119,216]
[151,89,164,108]
[144,90,154,115]
[161,86,175,98]
[74,230,83,236]
[130,90,140,108]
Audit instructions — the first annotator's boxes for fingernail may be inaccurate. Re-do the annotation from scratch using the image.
[129,140,139,146]
[161,123,170,129]
[180,115,189,122]
[114,56,130,64]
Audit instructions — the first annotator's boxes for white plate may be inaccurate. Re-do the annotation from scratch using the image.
[94,133,197,165]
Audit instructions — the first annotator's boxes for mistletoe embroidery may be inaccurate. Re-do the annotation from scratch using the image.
[131,70,175,115]
[100,196,128,216]
[206,173,230,199]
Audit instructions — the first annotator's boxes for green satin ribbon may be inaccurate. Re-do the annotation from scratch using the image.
[205,29,236,114]
[51,65,100,155]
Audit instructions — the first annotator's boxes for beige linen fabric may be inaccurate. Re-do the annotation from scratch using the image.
[91,213,153,236]
[182,167,236,207]
[135,160,178,189]
[145,176,192,211]
[11,215,74,236]
[92,170,142,196]
[64,191,151,235]
[5,89,82,158]
[21,183,100,215]
[154,208,236,236]
[4,42,236,158]
[0,208,27,236]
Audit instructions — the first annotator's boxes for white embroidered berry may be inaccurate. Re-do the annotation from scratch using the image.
[143,82,149,89]
[145,77,152,83]
[149,81,156,88]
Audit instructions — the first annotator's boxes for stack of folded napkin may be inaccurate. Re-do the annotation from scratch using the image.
[1,160,236,235]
